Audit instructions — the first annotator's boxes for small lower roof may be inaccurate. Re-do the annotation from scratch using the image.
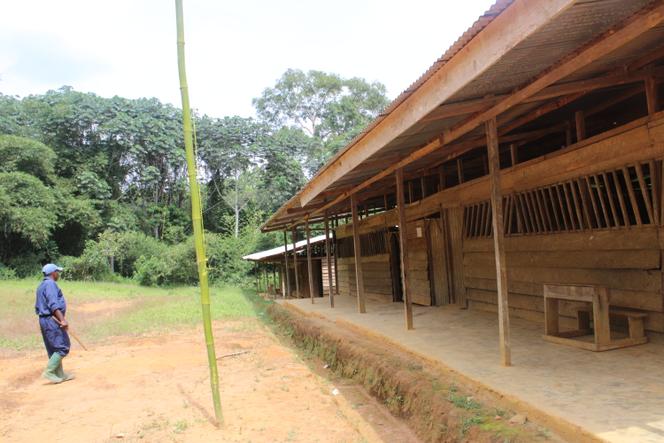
[242,234,329,262]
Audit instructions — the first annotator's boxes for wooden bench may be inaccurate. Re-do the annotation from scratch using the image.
[543,284,648,351]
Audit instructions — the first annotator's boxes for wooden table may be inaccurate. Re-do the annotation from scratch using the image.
[543,284,648,351]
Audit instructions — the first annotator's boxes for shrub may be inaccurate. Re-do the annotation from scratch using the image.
[0,263,17,280]
[59,240,112,281]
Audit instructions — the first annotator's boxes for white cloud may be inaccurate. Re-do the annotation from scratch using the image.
[0,0,495,117]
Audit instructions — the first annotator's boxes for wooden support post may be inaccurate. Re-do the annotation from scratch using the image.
[421,176,427,198]
[333,229,340,295]
[396,168,414,330]
[280,264,285,296]
[350,194,366,313]
[575,110,586,142]
[509,143,518,166]
[272,266,276,291]
[292,228,300,297]
[255,263,259,292]
[457,158,464,184]
[645,76,659,115]
[565,122,573,146]
[486,117,511,367]
[438,167,445,192]
[263,266,268,294]
[306,220,315,304]
[283,230,291,298]
[324,214,334,308]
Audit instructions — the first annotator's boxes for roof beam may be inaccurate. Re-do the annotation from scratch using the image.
[420,68,662,123]
[288,2,664,229]
[297,0,576,207]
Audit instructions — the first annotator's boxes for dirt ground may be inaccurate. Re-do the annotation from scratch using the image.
[0,318,420,443]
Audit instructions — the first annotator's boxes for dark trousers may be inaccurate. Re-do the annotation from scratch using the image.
[39,317,70,357]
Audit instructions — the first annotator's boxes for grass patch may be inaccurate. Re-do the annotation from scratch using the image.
[0,279,256,351]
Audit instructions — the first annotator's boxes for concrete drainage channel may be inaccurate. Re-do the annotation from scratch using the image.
[266,302,592,443]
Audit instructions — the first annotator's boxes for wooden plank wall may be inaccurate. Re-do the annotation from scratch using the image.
[293,261,322,299]
[407,220,432,306]
[463,228,664,332]
[337,254,393,302]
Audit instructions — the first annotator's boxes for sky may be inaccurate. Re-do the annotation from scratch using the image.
[0,0,496,118]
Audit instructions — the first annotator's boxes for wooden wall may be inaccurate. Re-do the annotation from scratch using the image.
[337,254,393,302]
[463,228,664,332]
[288,260,322,299]
[406,220,432,306]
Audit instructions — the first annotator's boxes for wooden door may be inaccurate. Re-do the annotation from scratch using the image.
[428,218,452,305]
[407,220,432,306]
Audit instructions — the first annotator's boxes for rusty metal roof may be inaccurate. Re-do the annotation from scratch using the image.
[262,0,662,231]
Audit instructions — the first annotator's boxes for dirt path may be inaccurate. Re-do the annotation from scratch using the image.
[0,319,419,442]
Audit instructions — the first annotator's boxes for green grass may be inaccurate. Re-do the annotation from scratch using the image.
[0,278,258,351]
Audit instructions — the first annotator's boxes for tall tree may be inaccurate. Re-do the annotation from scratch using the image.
[253,69,389,174]
[197,116,263,236]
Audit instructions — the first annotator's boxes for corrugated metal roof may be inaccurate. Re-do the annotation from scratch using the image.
[262,0,663,231]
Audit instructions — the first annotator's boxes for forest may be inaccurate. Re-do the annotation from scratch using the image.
[0,69,389,285]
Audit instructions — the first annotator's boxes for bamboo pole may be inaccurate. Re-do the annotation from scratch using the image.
[175,0,222,424]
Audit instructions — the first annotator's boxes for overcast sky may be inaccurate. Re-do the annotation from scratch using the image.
[1,0,495,118]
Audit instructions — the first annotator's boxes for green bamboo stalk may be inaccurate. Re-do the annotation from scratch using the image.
[174,0,223,425]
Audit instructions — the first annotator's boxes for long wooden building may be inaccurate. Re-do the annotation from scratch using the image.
[258,0,664,365]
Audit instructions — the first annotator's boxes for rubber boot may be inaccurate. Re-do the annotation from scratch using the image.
[43,353,64,384]
[56,361,75,382]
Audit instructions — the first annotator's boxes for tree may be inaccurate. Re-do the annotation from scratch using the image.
[197,116,263,236]
[0,172,58,254]
[253,69,389,174]
[0,134,55,182]
[257,127,308,213]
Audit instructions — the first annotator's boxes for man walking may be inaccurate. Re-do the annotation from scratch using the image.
[35,263,74,383]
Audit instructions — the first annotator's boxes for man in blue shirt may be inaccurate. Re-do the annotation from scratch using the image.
[35,263,74,383]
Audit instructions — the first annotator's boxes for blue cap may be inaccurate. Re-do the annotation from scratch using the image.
[42,263,63,276]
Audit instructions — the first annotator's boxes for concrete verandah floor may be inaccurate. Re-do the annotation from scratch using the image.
[279,295,664,443]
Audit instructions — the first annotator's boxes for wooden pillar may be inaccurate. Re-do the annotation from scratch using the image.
[486,117,511,367]
[565,122,573,146]
[306,220,315,304]
[509,143,518,166]
[350,194,366,313]
[283,230,291,298]
[255,262,259,292]
[292,228,300,298]
[457,158,464,184]
[333,228,340,295]
[645,77,659,115]
[263,265,268,294]
[396,168,414,330]
[575,110,586,142]
[280,264,286,296]
[438,167,445,192]
[324,214,334,308]
[420,176,427,198]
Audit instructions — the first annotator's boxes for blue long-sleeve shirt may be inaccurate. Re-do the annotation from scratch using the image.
[35,278,66,316]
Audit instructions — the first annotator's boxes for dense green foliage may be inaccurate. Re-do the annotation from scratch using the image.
[0,70,388,285]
